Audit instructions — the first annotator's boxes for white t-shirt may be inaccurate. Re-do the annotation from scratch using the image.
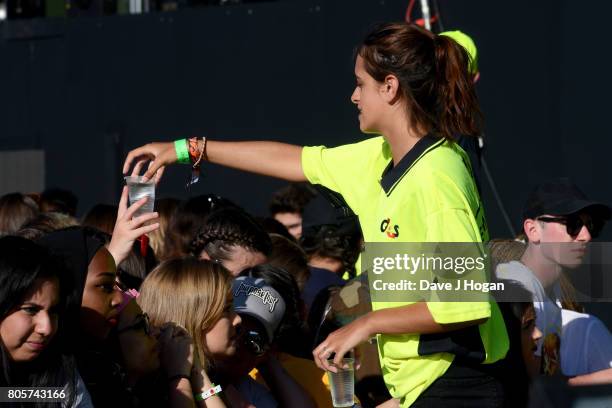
[561,309,612,376]
[496,261,562,375]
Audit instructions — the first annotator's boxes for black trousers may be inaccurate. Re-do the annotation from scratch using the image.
[410,359,505,408]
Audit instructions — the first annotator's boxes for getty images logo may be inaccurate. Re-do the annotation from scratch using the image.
[380,218,399,239]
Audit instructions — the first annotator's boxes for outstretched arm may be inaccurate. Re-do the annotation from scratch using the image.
[313,302,487,372]
[123,139,306,183]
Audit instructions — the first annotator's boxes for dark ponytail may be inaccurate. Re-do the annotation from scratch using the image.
[432,34,482,137]
[358,22,482,138]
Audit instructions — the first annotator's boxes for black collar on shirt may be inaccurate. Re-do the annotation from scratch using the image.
[380,134,445,195]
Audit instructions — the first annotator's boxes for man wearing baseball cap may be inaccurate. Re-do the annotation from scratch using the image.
[222,275,318,408]
[497,177,610,379]
[233,276,287,349]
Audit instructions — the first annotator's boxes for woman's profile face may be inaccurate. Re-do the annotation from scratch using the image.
[80,248,122,341]
[117,299,160,382]
[204,295,241,360]
[0,278,60,362]
[351,55,388,134]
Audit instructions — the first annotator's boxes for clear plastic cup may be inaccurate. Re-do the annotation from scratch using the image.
[326,358,355,407]
[124,176,155,218]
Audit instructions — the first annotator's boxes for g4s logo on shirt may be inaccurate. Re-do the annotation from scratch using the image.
[380,218,400,239]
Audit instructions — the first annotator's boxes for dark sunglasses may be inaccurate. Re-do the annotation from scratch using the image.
[117,313,151,336]
[242,330,269,357]
[537,213,604,238]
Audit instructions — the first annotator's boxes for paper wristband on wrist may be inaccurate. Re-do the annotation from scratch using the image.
[174,139,190,164]
[194,384,222,401]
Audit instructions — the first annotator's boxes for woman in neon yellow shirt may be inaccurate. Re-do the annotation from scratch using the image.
[123,22,508,407]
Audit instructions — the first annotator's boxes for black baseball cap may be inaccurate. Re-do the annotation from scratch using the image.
[522,178,611,220]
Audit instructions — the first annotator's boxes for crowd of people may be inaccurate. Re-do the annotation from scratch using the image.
[1,21,612,408]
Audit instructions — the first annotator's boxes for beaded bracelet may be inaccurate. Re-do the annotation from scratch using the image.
[186,136,206,188]
[187,137,200,164]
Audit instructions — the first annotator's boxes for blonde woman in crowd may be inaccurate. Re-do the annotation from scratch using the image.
[138,258,238,407]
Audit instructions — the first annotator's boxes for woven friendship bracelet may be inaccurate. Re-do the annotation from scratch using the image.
[185,136,206,188]
[187,137,200,164]
[192,137,206,168]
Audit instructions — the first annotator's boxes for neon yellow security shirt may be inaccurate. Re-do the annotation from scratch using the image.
[302,135,508,407]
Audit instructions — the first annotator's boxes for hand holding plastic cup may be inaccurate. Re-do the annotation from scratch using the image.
[124,176,155,218]
[326,357,355,407]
